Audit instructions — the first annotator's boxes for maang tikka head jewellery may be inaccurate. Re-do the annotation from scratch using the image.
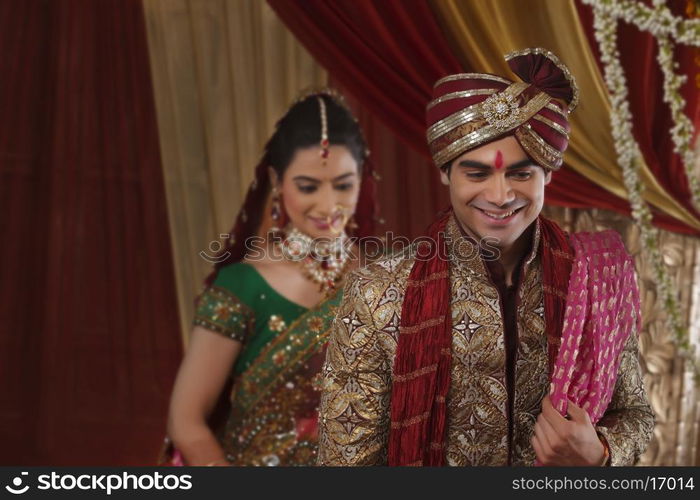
[318,96,329,166]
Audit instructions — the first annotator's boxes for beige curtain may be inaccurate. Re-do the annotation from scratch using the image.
[143,0,326,343]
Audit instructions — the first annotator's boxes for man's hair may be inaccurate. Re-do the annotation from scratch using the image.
[440,163,452,178]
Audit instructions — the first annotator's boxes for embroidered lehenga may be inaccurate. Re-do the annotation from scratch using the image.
[165,90,379,466]
[194,262,342,465]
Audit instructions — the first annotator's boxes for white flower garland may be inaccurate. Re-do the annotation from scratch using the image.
[584,0,700,381]
[656,34,700,203]
[584,0,700,212]
[585,0,700,46]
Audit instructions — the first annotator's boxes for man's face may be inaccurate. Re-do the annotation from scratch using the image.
[441,135,551,253]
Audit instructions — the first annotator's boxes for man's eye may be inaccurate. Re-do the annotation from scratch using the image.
[334,183,354,191]
[466,172,487,179]
[510,171,532,180]
[297,185,317,194]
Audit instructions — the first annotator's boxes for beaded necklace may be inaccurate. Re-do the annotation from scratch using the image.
[276,226,352,295]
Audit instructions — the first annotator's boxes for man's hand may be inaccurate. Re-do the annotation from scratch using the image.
[531,395,606,466]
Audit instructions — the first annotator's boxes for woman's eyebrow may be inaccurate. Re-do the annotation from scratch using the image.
[292,176,321,183]
[292,172,356,183]
[332,173,355,182]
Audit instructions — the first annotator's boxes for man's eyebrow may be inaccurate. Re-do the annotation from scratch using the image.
[457,159,534,170]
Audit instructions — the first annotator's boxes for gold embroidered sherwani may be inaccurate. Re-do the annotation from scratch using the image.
[317,216,655,466]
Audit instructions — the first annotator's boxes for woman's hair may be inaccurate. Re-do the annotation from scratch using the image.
[267,93,367,177]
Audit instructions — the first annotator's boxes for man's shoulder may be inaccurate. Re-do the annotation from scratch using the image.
[353,244,417,282]
[568,229,638,297]
[342,244,417,305]
[569,228,630,258]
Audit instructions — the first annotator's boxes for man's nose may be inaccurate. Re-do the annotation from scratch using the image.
[483,175,515,207]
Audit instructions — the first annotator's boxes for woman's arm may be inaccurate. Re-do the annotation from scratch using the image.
[167,326,242,466]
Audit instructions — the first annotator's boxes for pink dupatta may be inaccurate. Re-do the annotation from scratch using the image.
[549,230,641,423]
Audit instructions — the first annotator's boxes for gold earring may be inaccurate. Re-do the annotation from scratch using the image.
[270,188,282,235]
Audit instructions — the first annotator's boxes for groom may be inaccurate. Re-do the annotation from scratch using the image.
[316,48,654,466]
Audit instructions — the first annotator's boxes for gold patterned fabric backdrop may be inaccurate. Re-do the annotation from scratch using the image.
[143,0,326,342]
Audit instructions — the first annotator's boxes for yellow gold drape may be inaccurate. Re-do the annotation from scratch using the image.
[430,0,700,231]
[143,0,326,343]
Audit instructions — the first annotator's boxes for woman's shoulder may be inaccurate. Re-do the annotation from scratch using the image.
[211,261,263,297]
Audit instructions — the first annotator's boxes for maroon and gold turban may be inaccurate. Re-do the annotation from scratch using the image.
[426,48,579,170]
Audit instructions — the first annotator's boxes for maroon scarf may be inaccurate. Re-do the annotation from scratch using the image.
[387,211,572,466]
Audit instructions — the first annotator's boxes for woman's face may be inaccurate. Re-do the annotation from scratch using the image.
[274,145,361,239]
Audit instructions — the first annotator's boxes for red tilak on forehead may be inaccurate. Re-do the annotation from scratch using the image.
[494,150,504,169]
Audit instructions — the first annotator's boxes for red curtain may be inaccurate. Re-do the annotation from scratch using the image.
[576,0,700,226]
[331,79,448,238]
[268,0,700,236]
[0,0,181,465]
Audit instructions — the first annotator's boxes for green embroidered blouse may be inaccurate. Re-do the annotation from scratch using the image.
[191,261,343,465]
[193,262,308,375]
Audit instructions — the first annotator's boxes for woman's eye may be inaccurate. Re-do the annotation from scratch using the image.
[334,183,354,191]
[297,185,317,194]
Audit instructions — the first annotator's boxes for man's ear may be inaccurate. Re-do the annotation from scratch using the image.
[440,166,450,186]
[544,169,552,185]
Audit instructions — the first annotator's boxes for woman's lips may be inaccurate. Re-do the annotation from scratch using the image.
[308,213,343,230]
[309,217,330,230]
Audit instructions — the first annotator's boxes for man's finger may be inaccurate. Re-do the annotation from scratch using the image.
[540,394,568,434]
[566,399,592,425]
[536,411,562,447]
[531,434,546,463]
